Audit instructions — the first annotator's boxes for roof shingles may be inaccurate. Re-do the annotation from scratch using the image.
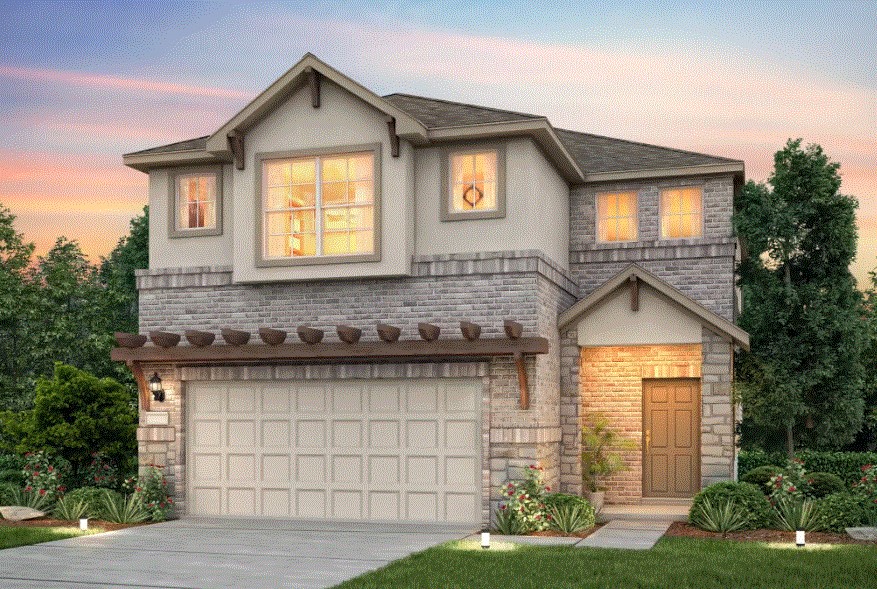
[128,93,740,176]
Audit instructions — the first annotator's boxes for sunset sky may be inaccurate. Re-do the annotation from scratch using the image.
[1,0,875,284]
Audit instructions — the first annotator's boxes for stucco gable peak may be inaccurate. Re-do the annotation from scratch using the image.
[558,264,750,350]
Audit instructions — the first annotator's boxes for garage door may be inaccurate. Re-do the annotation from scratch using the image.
[186,379,481,523]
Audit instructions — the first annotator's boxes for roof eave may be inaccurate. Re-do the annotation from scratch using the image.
[582,162,745,184]
[204,53,429,155]
[122,150,229,173]
[427,119,585,183]
[558,263,750,350]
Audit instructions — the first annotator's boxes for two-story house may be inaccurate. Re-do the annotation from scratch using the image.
[115,54,749,527]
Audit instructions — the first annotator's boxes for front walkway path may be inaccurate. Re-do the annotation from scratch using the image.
[576,519,673,550]
[0,518,472,589]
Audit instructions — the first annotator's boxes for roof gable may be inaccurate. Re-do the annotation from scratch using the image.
[558,264,749,350]
[203,53,428,155]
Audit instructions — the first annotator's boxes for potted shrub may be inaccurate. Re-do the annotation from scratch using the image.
[580,414,637,512]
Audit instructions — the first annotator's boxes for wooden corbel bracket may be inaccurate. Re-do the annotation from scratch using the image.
[127,360,151,412]
[228,133,245,170]
[387,117,400,157]
[514,351,530,410]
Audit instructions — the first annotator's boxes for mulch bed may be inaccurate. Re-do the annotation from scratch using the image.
[526,523,605,539]
[0,517,149,532]
[665,521,876,545]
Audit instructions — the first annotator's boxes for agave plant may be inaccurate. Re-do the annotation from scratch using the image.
[7,487,54,512]
[548,503,595,534]
[493,506,526,535]
[52,495,89,521]
[772,497,825,532]
[689,497,748,537]
[100,492,149,524]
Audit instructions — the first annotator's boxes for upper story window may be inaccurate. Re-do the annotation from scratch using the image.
[597,191,638,242]
[660,186,703,239]
[169,168,222,238]
[441,146,506,221]
[259,147,379,264]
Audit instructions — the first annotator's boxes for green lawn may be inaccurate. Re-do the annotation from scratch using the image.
[0,526,102,550]
[335,537,877,589]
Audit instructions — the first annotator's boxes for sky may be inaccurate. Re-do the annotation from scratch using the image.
[1,0,875,284]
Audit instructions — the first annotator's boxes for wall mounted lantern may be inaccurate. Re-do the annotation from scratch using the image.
[148,373,165,402]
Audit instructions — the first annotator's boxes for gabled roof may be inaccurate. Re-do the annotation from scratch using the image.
[558,264,750,350]
[123,53,743,184]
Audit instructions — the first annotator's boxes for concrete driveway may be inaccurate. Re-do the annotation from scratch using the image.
[0,518,472,589]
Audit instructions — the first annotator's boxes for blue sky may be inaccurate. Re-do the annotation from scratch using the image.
[1,0,875,281]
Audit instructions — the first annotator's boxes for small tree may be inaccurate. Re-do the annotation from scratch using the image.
[580,414,637,492]
[8,363,137,479]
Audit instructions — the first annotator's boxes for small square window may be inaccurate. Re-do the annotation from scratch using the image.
[441,146,506,221]
[169,168,222,238]
[660,187,703,239]
[597,191,638,242]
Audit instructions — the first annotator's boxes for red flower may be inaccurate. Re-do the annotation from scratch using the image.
[25,485,32,492]
[788,486,796,492]
[38,489,46,496]
[546,515,552,520]
[545,486,551,492]
[519,495,525,500]
[529,464,536,469]
[47,466,54,473]
[500,504,507,510]
[534,515,541,520]
[167,498,174,504]
[863,464,872,471]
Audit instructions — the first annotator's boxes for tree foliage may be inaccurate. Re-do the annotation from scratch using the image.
[735,139,866,453]
[855,271,877,450]
[3,364,137,477]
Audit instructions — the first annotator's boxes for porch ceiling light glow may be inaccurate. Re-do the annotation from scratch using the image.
[148,372,165,402]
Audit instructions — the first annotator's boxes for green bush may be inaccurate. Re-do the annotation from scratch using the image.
[543,493,591,510]
[689,497,749,536]
[690,482,772,530]
[0,481,18,505]
[739,450,877,485]
[807,472,846,498]
[817,493,877,532]
[740,465,782,493]
[548,502,595,534]
[0,453,24,485]
[65,487,121,519]
[99,492,148,524]
[494,505,525,535]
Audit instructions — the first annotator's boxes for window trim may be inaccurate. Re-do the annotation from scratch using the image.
[168,166,223,238]
[440,143,507,221]
[255,143,382,268]
[658,185,704,240]
[595,190,639,243]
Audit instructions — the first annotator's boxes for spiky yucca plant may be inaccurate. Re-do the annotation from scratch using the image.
[548,503,595,534]
[772,498,825,532]
[100,492,149,524]
[52,495,89,521]
[689,497,748,537]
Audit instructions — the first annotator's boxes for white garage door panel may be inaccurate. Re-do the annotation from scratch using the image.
[187,379,481,523]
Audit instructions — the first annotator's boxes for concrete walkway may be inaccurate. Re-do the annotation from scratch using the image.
[0,518,472,589]
[577,519,673,550]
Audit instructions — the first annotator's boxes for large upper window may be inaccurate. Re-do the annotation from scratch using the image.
[169,168,222,238]
[261,150,376,261]
[597,191,638,242]
[441,147,506,221]
[660,186,703,239]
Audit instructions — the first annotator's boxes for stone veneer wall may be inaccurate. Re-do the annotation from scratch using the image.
[134,251,578,525]
[559,327,735,502]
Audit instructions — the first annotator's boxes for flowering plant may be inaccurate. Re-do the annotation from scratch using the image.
[80,451,119,489]
[498,464,551,532]
[123,464,174,521]
[853,464,877,504]
[22,451,69,503]
[768,458,811,504]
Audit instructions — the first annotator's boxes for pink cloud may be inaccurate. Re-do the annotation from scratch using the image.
[0,65,253,99]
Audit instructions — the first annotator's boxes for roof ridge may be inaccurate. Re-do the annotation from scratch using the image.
[383,92,543,120]
[556,128,741,163]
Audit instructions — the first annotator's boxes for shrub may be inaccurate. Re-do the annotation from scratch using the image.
[853,464,877,503]
[740,465,782,493]
[739,450,877,485]
[122,465,174,522]
[5,486,54,512]
[548,502,595,534]
[543,493,590,510]
[498,464,551,532]
[772,498,825,531]
[689,498,748,537]
[0,481,18,505]
[7,364,136,477]
[53,495,88,521]
[0,453,24,485]
[806,472,846,498]
[493,504,525,535]
[65,487,121,519]
[100,492,148,524]
[817,492,877,532]
[22,451,69,503]
[78,451,120,489]
[768,459,811,503]
[690,482,772,530]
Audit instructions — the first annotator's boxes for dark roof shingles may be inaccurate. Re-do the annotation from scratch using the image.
[129,95,740,176]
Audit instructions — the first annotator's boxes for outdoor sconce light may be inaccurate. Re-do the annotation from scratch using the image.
[148,373,165,402]
[796,530,806,547]
[481,529,490,550]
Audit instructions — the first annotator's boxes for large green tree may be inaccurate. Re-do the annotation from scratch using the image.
[855,271,877,450]
[0,205,37,410]
[99,206,148,335]
[735,139,866,454]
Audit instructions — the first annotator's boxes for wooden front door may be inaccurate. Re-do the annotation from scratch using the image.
[643,378,700,497]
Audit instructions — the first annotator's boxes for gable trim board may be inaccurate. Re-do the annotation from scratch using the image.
[559,263,749,350]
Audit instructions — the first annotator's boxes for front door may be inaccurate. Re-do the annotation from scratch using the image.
[643,378,700,497]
